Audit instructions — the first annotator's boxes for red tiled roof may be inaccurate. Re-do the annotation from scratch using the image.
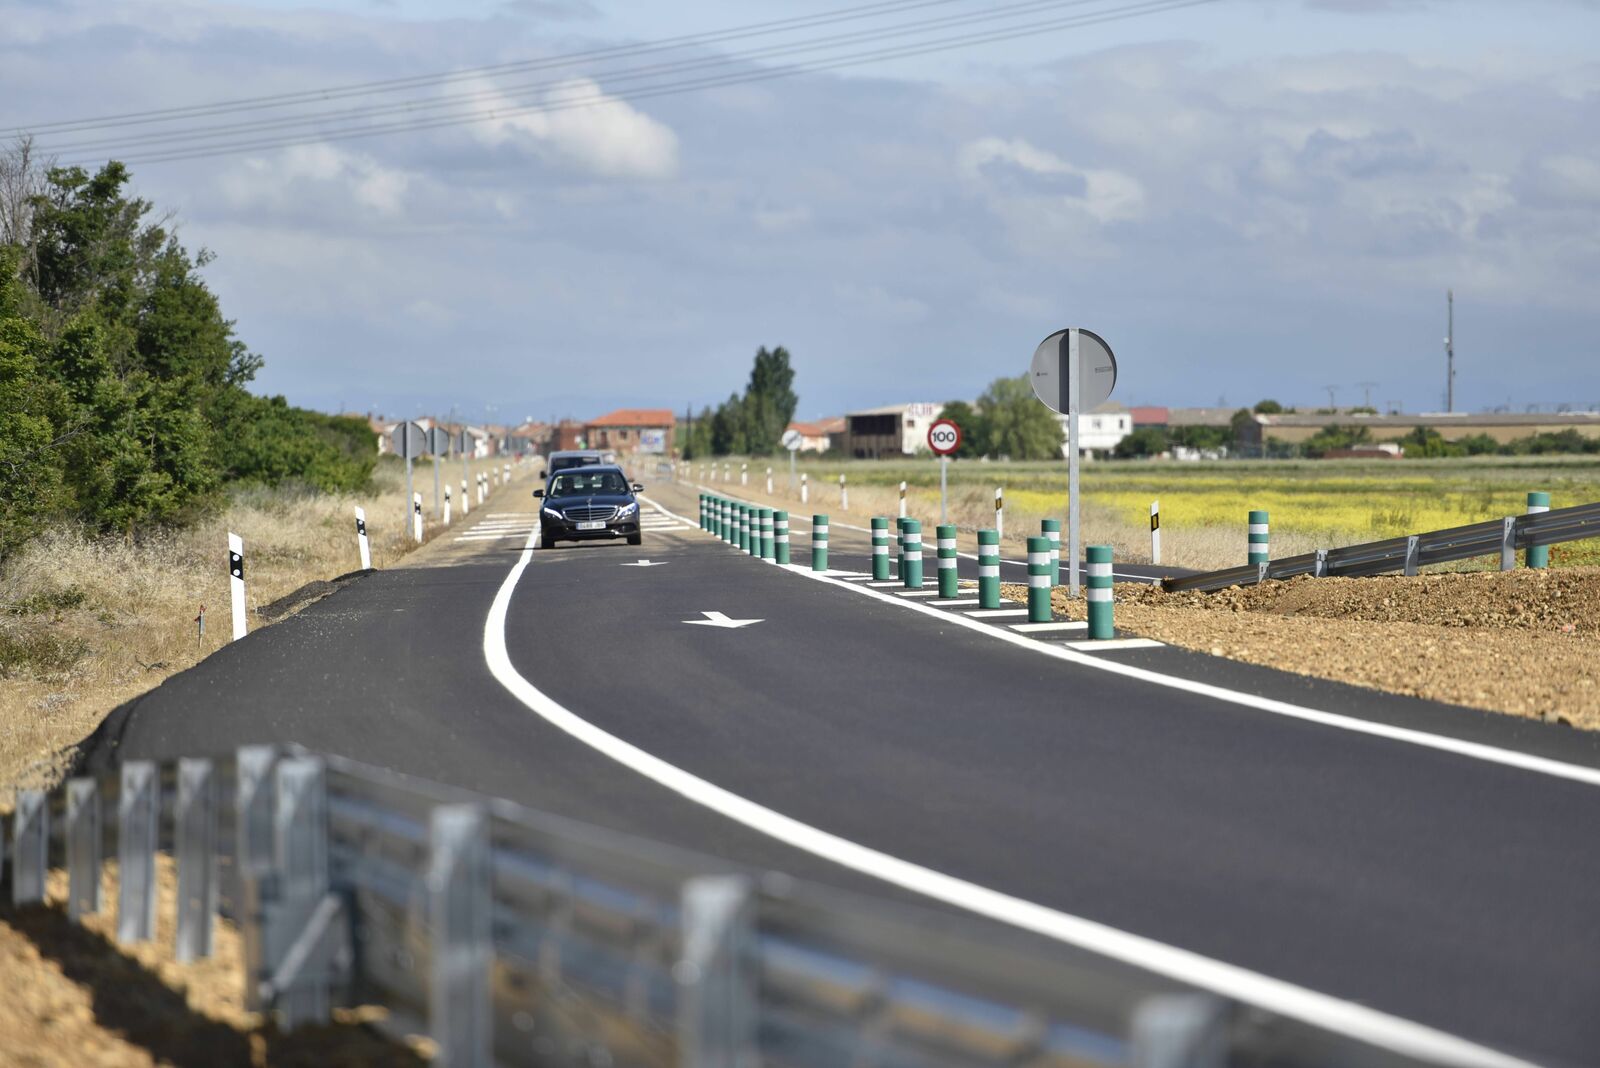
[1129,406,1170,425]
[788,421,825,437]
[586,408,676,427]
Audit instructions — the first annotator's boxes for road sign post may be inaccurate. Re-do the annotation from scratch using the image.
[782,429,802,491]
[428,427,451,517]
[927,418,960,524]
[1029,328,1117,599]
[392,422,429,538]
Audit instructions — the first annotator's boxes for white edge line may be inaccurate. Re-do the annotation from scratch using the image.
[687,488,1600,790]
[484,518,1532,1068]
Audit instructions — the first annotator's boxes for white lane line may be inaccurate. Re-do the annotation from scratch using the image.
[1011,621,1088,633]
[929,598,980,606]
[456,532,535,542]
[966,609,1030,618]
[866,581,901,587]
[1062,638,1165,650]
[484,523,1531,1068]
[677,490,1600,791]
[894,589,941,597]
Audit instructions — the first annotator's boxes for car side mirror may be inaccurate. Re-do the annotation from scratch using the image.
[538,470,546,480]
[532,489,544,498]
[632,483,644,492]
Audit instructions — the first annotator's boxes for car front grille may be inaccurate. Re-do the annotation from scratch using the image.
[564,505,618,522]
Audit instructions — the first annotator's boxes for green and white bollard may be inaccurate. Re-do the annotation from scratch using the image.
[894,517,908,579]
[759,507,774,560]
[774,511,790,565]
[936,524,958,598]
[811,514,828,571]
[699,494,705,530]
[1527,491,1550,568]
[739,504,750,553]
[1041,518,1061,587]
[978,529,1001,609]
[749,506,761,557]
[1027,536,1053,623]
[719,497,730,543]
[872,517,890,580]
[1087,545,1114,639]
[902,519,924,588]
[1248,510,1270,565]
[722,498,733,544]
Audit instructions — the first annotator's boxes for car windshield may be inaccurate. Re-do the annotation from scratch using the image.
[550,470,629,496]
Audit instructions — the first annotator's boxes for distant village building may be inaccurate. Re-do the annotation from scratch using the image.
[844,403,944,458]
[584,408,676,455]
[1061,403,1131,457]
[785,417,845,453]
[1241,411,1600,449]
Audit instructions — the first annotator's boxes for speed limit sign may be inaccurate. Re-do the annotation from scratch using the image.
[927,418,961,456]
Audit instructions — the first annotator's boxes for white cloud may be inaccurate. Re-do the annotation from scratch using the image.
[462,76,679,179]
[221,144,411,216]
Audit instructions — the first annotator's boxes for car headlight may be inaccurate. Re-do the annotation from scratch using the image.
[616,502,639,517]
[541,507,563,519]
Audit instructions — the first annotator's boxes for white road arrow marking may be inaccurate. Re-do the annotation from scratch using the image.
[621,559,667,567]
[683,610,763,628]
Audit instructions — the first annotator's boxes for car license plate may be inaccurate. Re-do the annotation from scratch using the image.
[575,521,606,531]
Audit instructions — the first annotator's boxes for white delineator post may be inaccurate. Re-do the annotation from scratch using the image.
[477,474,485,505]
[227,532,247,641]
[839,473,848,511]
[801,472,809,505]
[766,467,773,495]
[503,462,510,484]
[1150,500,1161,565]
[412,492,424,543]
[355,507,372,570]
[444,485,452,526]
[899,481,907,518]
[460,478,469,516]
[741,463,748,486]
[995,486,1004,542]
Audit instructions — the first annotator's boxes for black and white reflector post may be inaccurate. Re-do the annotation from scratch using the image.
[412,492,424,543]
[355,507,372,570]
[444,485,452,526]
[1151,500,1161,566]
[228,532,247,641]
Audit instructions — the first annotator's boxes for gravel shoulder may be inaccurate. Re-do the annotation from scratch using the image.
[1003,567,1600,729]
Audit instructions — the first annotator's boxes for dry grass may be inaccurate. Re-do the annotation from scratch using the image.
[0,457,521,806]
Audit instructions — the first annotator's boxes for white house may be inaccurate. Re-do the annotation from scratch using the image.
[1060,403,1131,457]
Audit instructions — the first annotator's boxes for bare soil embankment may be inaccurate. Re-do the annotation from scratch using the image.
[1003,567,1600,728]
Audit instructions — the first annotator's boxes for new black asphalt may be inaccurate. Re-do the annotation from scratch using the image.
[82,480,1600,1066]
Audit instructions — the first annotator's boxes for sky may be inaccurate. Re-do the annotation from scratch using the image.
[4,0,1598,425]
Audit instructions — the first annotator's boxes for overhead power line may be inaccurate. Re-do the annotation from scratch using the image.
[8,0,998,135]
[33,0,1219,167]
[38,0,1127,157]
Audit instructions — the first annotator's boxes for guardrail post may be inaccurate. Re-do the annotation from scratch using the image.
[1150,500,1160,565]
[428,804,492,1068]
[1042,518,1061,587]
[811,515,828,571]
[1087,546,1114,639]
[176,757,219,962]
[1404,535,1420,577]
[1248,510,1269,565]
[773,511,790,565]
[1313,548,1328,578]
[237,745,278,1012]
[66,777,102,920]
[902,519,924,589]
[937,524,958,598]
[269,757,334,1027]
[676,875,756,1068]
[978,530,1001,608]
[117,760,159,942]
[11,789,47,905]
[1500,516,1517,571]
[1027,537,1052,623]
[758,508,774,560]
[871,517,890,579]
[1130,994,1229,1068]
[1526,491,1550,567]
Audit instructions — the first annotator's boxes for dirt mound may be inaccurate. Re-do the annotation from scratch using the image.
[1124,568,1599,634]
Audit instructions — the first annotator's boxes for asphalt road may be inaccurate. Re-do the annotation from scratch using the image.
[83,474,1600,1066]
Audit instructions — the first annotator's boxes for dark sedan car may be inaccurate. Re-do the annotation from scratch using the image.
[534,465,644,548]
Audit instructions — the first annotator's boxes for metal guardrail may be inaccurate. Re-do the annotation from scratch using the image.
[1162,501,1600,593]
[5,745,1479,1067]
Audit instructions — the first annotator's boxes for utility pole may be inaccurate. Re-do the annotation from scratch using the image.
[1322,384,1338,410]
[1356,381,1378,410]
[1444,289,1455,413]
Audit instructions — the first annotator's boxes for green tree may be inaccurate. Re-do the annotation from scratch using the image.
[978,375,1063,460]
[1115,426,1169,458]
[1391,427,1464,458]
[1302,424,1373,458]
[1253,399,1285,414]
[741,345,798,455]
[936,399,987,458]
